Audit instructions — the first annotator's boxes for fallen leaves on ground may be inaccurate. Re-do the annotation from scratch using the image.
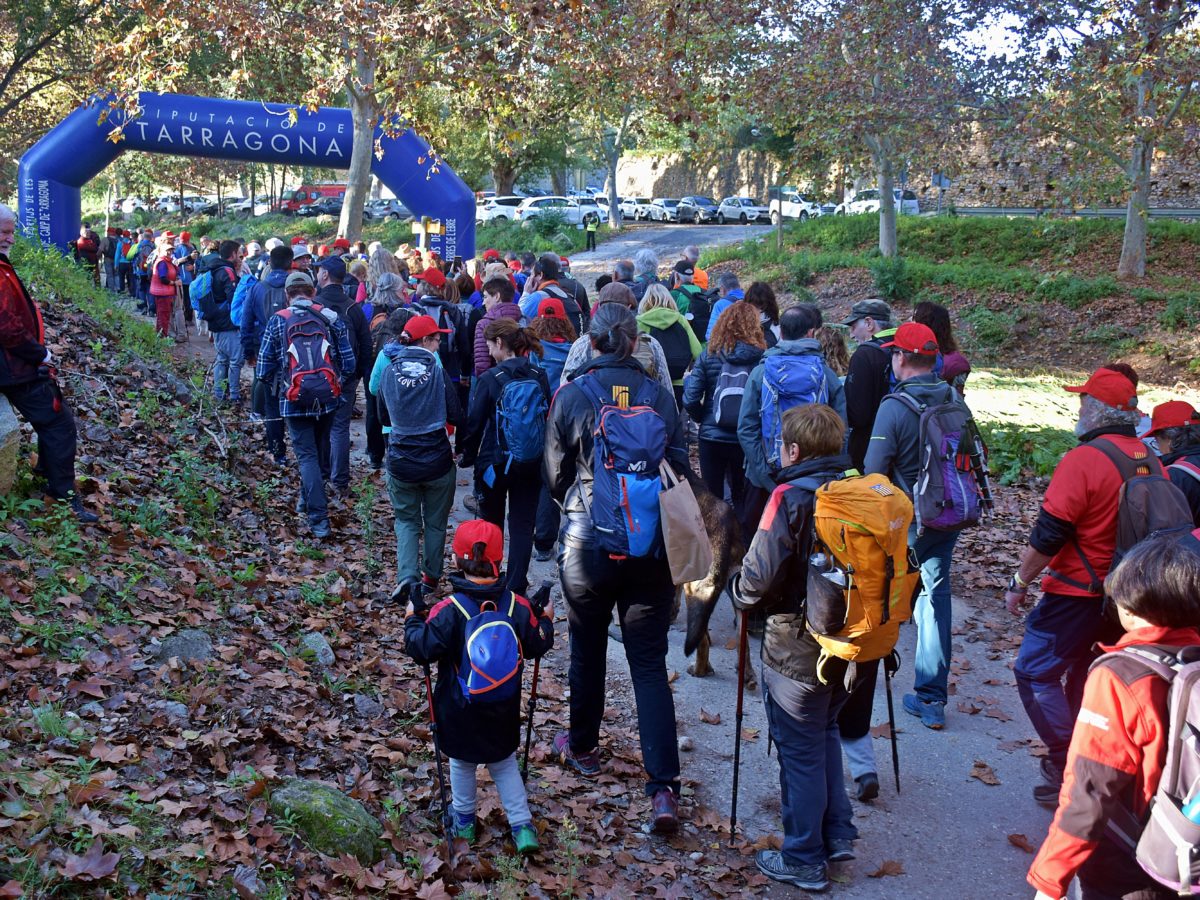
[1008,833,1036,853]
[58,838,120,881]
[700,708,722,725]
[971,760,1002,786]
[868,860,905,878]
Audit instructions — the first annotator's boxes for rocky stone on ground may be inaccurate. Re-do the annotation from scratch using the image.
[0,397,20,495]
[267,778,382,863]
[154,628,214,663]
[299,632,335,668]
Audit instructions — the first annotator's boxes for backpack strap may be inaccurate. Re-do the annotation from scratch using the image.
[449,593,478,619]
[1169,459,1200,484]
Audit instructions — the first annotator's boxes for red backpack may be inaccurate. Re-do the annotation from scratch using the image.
[277,305,341,409]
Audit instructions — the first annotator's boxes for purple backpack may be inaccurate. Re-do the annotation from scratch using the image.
[888,391,982,533]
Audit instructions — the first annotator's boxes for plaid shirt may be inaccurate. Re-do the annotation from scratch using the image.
[255,303,356,418]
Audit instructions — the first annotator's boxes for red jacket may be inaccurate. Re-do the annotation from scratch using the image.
[0,255,47,386]
[1028,624,1200,897]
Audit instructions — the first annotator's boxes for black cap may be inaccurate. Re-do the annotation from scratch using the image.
[673,260,695,277]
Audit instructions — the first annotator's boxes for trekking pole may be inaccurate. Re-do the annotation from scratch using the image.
[966,418,995,515]
[422,661,457,857]
[729,609,750,844]
[883,652,901,794]
[522,581,554,780]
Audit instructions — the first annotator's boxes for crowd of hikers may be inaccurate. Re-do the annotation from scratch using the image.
[8,202,1200,896]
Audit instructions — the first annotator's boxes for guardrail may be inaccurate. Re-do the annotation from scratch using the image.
[949,206,1200,221]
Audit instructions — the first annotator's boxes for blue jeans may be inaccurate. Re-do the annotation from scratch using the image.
[212,330,244,401]
[286,413,334,527]
[911,526,960,705]
[763,667,857,867]
[329,377,360,490]
[386,467,456,583]
[1015,592,1114,772]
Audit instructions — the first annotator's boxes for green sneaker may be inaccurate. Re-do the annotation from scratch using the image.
[512,823,539,855]
[452,812,476,843]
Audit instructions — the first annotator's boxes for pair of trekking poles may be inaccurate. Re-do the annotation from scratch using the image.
[728,611,903,841]
[417,580,554,855]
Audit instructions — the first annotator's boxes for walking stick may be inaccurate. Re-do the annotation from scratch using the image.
[730,609,750,843]
[521,580,554,780]
[422,661,456,855]
[883,651,901,793]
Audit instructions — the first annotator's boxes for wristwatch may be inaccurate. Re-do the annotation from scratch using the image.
[1007,573,1029,593]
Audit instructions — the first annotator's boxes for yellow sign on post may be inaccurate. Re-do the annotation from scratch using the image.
[411,216,445,251]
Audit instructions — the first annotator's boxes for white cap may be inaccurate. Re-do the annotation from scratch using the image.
[292,243,312,259]
[264,237,283,251]
[246,241,262,255]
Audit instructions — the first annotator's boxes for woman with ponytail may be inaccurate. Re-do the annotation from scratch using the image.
[458,319,551,594]
[543,303,689,833]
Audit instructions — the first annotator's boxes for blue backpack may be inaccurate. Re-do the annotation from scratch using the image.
[230,273,257,327]
[761,354,829,469]
[574,373,668,558]
[494,371,548,473]
[450,593,523,704]
[190,270,214,318]
[536,340,571,392]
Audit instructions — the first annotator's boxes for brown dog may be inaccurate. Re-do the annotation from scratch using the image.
[682,481,756,691]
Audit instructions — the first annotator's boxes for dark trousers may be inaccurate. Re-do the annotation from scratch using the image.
[1015,592,1118,772]
[560,539,680,796]
[534,485,560,552]
[698,438,745,509]
[478,463,540,595]
[364,383,386,468]
[586,231,597,251]
[837,657,880,742]
[285,412,333,526]
[740,483,770,547]
[117,264,132,295]
[2,378,77,499]
[252,377,286,462]
[764,667,857,867]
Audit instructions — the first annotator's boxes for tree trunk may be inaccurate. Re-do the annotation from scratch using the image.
[1118,137,1152,278]
[604,103,632,232]
[492,159,517,196]
[550,169,566,195]
[339,48,377,242]
[872,139,897,258]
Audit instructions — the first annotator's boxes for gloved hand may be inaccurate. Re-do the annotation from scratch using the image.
[42,349,52,365]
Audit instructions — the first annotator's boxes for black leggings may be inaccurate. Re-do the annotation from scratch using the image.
[697,438,745,509]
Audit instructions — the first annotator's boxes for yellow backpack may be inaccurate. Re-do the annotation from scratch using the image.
[804,472,920,679]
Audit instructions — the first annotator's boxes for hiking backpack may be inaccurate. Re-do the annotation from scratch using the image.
[536,340,571,392]
[802,472,920,673]
[760,354,829,468]
[645,322,693,382]
[713,357,755,429]
[230,273,256,328]
[450,592,524,704]
[1090,643,1200,894]
[886,390,984,533]
[277,306,342,408]
[411,299,464,377]
[575,373,668,558]
[494,370,549,472]
[189,270,215,318]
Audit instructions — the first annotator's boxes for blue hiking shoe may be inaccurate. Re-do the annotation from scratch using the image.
[452,812,476,843]
[903,693,946,730]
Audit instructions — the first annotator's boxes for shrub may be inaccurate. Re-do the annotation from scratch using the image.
[869,256,915,303]
[960,305,1017,348]
[977,423,1075,485]
[1159,292,1200,330]
[1033,274,1120,309]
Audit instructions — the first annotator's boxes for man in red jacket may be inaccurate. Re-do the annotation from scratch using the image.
[0,204,95,522]
[1004,368,1145,807]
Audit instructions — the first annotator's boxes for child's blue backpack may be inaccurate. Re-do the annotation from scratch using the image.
[450,593,523,704]
[574,373,667,559]
[494,371,548,473]
[230,273,257,327]
[760,354,828,469]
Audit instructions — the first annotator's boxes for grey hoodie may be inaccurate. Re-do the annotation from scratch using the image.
[864,373,965,493]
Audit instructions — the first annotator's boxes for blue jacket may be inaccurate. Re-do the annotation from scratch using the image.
[736,338,847,492]
[241,268,289,360]
[683,340,765,443]
[705,289,745,340]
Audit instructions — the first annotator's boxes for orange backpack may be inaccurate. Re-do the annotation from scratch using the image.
[804,472,920,678]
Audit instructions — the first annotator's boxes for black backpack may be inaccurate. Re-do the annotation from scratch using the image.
[543,283,585,336]
[646,322,692,381]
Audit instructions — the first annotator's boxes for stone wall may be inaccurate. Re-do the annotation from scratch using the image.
[616,150,784,201]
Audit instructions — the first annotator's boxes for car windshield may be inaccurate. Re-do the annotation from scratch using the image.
[282,191,297,201]
[740,198,760,205]
[696,197,716,206]
[663,200,678,207]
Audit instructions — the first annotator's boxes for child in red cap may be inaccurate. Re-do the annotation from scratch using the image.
[403,520,554,855]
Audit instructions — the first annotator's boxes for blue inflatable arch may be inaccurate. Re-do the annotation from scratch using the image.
[17,92,476,258]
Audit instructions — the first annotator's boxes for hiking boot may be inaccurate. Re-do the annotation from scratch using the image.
[452,812,476,843]
[70,496,99,524]
[854,772,880,802]
[533,546,554,562]
[512,823,539,855]
[553,732,600,776]
[651,789,679,833]
[311,519,331,539]
[826,838,855,862]
[1034,758,1063,809]
[903,693,946,730]
[755,851,830,892]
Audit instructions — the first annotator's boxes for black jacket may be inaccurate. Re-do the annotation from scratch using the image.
[737,454,853,684]
[459,356,551,474]
[1164,445,1200,527]
[316,284,372,380]
[845,337,892,470]
[404,576,553,763]
[197,254,240,332]
[543,355,688,545]
[683,341,765,443]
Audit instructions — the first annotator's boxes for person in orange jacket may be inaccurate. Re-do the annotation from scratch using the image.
[1028,532,1200,900]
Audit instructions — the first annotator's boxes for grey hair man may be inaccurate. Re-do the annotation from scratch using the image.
[630,248,660,302]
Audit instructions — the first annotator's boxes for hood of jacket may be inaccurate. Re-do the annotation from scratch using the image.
[263,268,289,288]
[446,574,507,602]
[636,306,688,331]
[894,373,955,405]
[721,341,766,366]
[198,252,228,273]
[766,337,822,357]
[316,283,350,313]
[484,301,523,322]
[775,453,854,485]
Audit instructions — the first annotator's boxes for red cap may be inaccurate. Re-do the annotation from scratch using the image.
[180,231,191,242]
[1064,368,1138,412]
[483,248,501,261]
[559,256,570,266]
[537,297,567,320]
[333,237,351,250]
[417,267,446,289]
[291,236,305,245]
[881,322,939,355]
[121,230,131,237]
[162,230,176,239]
[1147,400,1198,436]
[452,519,504,573]
[403,314,451,341]
[318,245,330,257]
[508,260,522,272]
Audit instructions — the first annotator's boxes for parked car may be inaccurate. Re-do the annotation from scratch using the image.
[120,197,148,215]
[716,197,769,224]
[618,197,651,220]
[769,190,822,224]
[297,196,344,218]
[514,195,606,226]
[364,198,413,221]
[278,184,347,215]
[229,195,273,216]
[476,195,524,224]
[678,196,719,223]
[646,198,682,223]
[836,189,920,216]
